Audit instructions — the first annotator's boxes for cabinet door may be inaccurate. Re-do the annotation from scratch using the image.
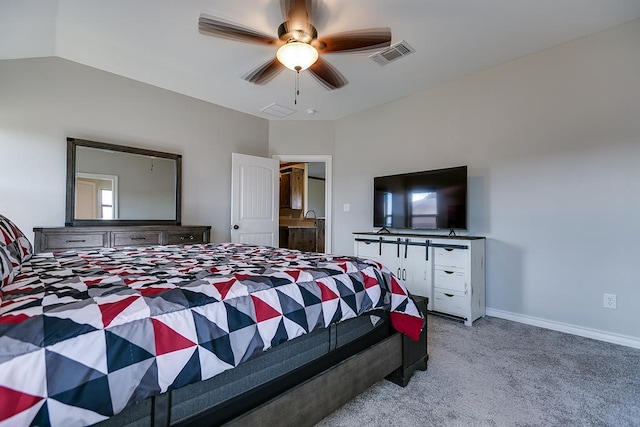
[279,168,304,210]
[288,228,316,252]
[354,239,383,263]
[279,173,291,208]
[355,237,432,304]
[379,240,403,279]
[289,168,304,210]
[400,243,432,298]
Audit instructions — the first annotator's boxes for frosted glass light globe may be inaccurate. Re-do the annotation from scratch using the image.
[276,42,319,71]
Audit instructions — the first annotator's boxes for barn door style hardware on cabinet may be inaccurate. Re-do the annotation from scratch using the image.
[354,236,433,309]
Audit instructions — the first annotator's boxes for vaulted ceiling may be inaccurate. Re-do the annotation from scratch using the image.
[2,0,640,120]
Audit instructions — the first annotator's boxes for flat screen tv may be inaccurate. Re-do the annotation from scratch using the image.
[373,166,467,230]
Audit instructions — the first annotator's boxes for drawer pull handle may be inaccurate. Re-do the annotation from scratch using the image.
[444,293,454,297]
[444,270,454,275]
[66,239,86,243]
[129,237,147,241]
[180,235,195,241]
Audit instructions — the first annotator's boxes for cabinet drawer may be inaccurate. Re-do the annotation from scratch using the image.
[112,231,161,247]
[433,290,467,318]
[434,247,468,269]
[434,268,466,293]
[166,230,207,245]
[45,233,107,251]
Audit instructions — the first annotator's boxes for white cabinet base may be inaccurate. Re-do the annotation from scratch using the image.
[354,232,485,326]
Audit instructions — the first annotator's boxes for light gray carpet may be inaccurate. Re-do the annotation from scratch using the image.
[316,314,640,427]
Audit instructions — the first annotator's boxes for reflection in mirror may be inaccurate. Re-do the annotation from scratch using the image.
[66,138,182,226]
[75,172,118,219]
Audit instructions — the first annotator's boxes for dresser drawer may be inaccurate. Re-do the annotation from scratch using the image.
[433,290,467,318]
[165,229,208,244]
[434,268,466,293]
[434,247,468,269]
[112,231,162,247]
[45,232,108,251]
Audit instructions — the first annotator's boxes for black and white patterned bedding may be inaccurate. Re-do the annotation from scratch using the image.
[0,243,423,426]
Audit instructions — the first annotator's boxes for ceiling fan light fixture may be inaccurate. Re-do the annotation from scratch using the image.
[276,41,318,71]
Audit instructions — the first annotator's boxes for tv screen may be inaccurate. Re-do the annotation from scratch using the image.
[373,166,467,230]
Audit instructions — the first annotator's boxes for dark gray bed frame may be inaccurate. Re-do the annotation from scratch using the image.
[99,298,428,427]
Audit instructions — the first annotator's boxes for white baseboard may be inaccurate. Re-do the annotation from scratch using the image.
[485,308,640,349]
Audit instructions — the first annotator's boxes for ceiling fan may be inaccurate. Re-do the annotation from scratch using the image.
[198,0,392,90]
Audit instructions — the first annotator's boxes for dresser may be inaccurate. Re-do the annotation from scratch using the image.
[33,225,211,253]
[353,232,485,326]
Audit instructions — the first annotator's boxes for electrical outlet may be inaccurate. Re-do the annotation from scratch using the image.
[603,293,617,309]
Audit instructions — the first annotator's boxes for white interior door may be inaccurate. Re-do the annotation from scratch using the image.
[231,153,279,246]
[75,179,97,219]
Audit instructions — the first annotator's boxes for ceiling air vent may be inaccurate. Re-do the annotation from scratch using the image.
[260,103,296,118]
[369,40,415,66]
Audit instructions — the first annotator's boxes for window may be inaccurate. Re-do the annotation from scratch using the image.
[100,189,114,219]
[409,191,437,228]
[383,192,393,227]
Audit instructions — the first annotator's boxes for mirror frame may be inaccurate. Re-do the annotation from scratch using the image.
[65,137,182,226]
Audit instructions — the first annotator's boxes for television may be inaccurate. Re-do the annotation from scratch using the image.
[373,166,467,230]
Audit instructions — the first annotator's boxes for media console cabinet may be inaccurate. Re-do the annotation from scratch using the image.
[33,225,211,253]
[354,232,485,326]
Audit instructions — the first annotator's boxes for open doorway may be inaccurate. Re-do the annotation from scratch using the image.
[273,155,332,254]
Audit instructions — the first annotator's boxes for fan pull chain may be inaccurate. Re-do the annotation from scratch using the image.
[294,69,300,105]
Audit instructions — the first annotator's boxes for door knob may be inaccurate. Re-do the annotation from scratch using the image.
[232,225,239,230]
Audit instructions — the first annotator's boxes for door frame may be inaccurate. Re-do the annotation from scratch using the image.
[273,154,332,254]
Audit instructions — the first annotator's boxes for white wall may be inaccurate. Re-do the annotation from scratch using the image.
[268,121,335,156]
[0,57,268,243]
[307,177,325,218]
[333,19,640,340]
[0,0,56,59]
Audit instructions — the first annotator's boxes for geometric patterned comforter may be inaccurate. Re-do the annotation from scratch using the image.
[0,243,424,426]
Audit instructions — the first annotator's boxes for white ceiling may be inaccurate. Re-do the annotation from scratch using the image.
[2,0,640,120]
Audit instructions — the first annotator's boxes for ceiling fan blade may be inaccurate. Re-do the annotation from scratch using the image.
[199,14,278,46]
[281,0,315,28]
[243,58,286,85]
[315,28,392,53]
[307,57,348,90]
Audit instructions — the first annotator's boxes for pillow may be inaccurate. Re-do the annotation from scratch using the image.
[0,214,33,263]
[0,245,20,287]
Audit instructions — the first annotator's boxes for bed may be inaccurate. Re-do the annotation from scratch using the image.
[0,216,426,427]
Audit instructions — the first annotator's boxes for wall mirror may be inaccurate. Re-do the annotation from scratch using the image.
[65,137,181,226]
